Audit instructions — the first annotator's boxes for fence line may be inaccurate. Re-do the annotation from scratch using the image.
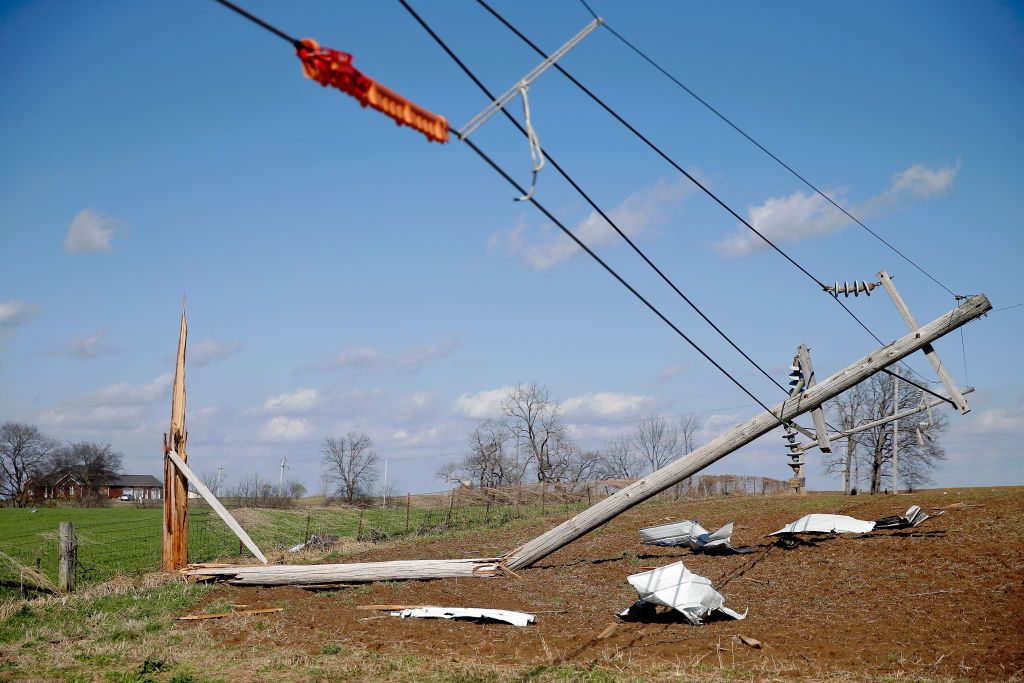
[0,474,787,594]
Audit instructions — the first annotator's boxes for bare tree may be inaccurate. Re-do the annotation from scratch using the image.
[0,422,57,506]
[438,419,522,489]
[501,383,568,482]
[46,442,124,506]
[321,432,379,503]
[825,373,947,494]
[678,414,701,455]
[599,435,644,479]
[632,414,680,474]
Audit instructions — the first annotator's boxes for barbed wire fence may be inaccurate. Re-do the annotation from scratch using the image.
[0,474,786,595]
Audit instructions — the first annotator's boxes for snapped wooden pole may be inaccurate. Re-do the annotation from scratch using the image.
[58,521,76,593]
[185,558,502,585]
[504,294,990,570]
[162,302,189,571]
[878,270,969,414]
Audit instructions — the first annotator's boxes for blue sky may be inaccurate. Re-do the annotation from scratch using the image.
[1,0,1022,495]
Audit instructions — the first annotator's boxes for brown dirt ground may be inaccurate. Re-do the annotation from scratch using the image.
[186,487,1024,680]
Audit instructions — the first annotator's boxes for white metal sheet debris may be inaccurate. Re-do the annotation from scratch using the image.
[619,561,746,625]
[391,607,535,627]
[639,520,747,553]
[874,505,930,529]
[769,513,876,536]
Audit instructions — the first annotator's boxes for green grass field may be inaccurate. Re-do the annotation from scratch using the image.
[0,498,582,599]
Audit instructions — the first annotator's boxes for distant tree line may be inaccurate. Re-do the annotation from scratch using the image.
[0,421,123,507]
[436,383,703,490]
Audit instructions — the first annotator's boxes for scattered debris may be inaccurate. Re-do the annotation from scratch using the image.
[770,514,876,536]
[178,607,283,621]
[618,561,746,625]
[288,534,339,553]
[596,623,618,640]
[640,520,753,554]
[737,634,762,649]
[391,607,535,627]
[356,604,431,611]
[874,505,930,529]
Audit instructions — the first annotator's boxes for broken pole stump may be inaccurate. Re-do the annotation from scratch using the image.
[162,303,189,571]
[58,521,76,593]
[503,295,990,570]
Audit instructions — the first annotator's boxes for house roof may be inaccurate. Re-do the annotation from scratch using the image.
[109,474,162,488]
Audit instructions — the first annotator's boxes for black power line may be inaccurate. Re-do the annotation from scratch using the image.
[395,0,788,399]
[577,0,958,299]
[203,0,786,421]
[472,0,940,388]
[211,0,305,49]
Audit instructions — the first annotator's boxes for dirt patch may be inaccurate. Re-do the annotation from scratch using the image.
[186,487,1024,680]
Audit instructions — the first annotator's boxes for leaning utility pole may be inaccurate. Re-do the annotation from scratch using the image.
[504,295,989,570]
[162,302,189,570]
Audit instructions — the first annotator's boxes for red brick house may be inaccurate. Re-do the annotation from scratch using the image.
[25,473,162,501]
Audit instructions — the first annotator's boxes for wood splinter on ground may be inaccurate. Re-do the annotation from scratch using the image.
[178,607,283,621]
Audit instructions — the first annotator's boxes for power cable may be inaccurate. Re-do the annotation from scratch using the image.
[576,0,959,298]
[205,0,786,426]
[472,0,938,389]
[395,0,788,399]
[460,134,788,425]
[211,0,304,49]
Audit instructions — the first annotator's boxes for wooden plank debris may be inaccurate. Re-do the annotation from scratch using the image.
[177,607,283,621]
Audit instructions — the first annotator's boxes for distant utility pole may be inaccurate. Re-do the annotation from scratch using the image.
[216,465,225,497]
[383,460,389,508]
[892,367,899,494]
[279,456,287,489]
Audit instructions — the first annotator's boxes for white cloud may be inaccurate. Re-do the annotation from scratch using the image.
[561,392,657,420]
[454,386,513,419]
[38,405,146,431]
[961,407,1024,434]
[68,330,112,358]
[490,177,693,270]
[72,373,172,407]
[258,416,313,442]
[332,342,454,374]
[189,339,242,367]
[262,388,319,413]
[659,364,686,381]
[0,300,28,331]
[715,162,959,256]
[63,209,116,253]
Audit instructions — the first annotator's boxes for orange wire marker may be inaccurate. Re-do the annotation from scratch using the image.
[297,39,449,144]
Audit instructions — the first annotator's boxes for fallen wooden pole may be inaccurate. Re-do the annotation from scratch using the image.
[166,449,267,564]
[503,294,990,570]
[184,558,502,585]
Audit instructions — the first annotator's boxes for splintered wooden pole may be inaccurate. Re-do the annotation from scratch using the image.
[797,344,831,454]
[878,270,969,414]
[504,295,990,570]
[162,302,189,571]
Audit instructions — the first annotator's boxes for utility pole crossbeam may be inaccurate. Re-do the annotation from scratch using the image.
[878,271,969,414]
[797,344,832,454]
[504,295,990,570]
[162,304,189,571]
